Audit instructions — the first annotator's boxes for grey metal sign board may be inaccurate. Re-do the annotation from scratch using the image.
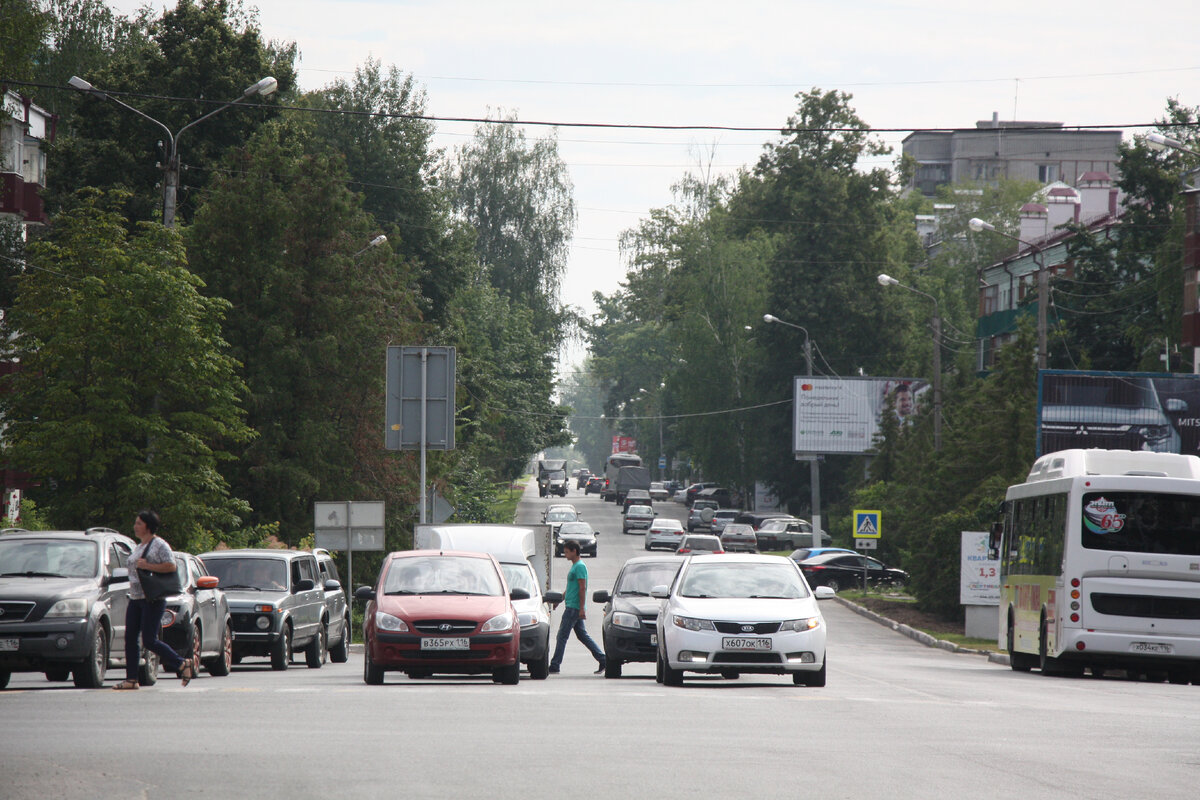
[313,501,386,551]
[314,530,349,551]
[350,529,385,551]
[385,346,456,451]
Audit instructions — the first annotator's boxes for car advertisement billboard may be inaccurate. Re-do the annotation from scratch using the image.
[1037,370,1200,457]
[792,377,929,454]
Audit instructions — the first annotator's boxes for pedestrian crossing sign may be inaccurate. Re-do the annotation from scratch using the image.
[853,510,881,539]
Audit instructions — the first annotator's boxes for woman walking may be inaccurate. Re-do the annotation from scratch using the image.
[113,510,193,690]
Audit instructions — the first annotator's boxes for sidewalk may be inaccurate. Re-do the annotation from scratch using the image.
[834,596,1011,666]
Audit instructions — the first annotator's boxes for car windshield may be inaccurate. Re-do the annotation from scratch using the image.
[205,558,288,591]
[678,562,808,599]
[499,563,539,597]
[627,506,653,516]
[616,562,682,595]
[0,539,98,578]
[545,510,577,522]
[383,555,503,596]
[557,522,592,536]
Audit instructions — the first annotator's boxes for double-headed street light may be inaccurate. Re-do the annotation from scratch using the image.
[68,75,278,228]
[969,216,1048,369]
[877,274,942,451]
[763,312,821,546]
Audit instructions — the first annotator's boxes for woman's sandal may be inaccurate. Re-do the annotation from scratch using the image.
[113,679,139,690]
[177,661,194,687]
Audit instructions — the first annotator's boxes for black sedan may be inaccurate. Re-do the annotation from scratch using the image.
[796,551,908,593]
[554,521,598,557]
[161,553,233,678]
[592,556,683,678]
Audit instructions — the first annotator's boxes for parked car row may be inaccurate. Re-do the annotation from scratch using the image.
[0,527,351,689]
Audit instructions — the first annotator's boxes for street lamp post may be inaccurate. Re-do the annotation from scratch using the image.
[877,275,942,451]
[68,75,278,228]
[969,217,1048,369]
[763,313,821,547]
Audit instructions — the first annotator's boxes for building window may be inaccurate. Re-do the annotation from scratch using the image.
[1038,164,1059,183]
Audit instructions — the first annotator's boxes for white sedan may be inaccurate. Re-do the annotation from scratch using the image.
[644,518,684,551]
[653,553,834,686]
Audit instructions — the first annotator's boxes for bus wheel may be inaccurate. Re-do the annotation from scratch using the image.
[1007,614,1034,672]
[1038,617,1081,677]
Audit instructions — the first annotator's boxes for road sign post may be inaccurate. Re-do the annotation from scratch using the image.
[853,510,881,588]
[314,501,385,604]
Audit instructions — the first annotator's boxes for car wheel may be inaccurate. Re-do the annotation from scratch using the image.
[329,614,351,663]
[270,624,292,671]
[721,671,739,680]
[205,623,233,676]
[138,647,160,686]
[45,666,71,682]
[795,657,827,687]
[493,661,520,685]
[186,622,203,678]
[825,577,841,593]
[529,651,550,680]
[655,650,663,683]
[363,644,384,685]
[644,543,651,551]
[0,671,9,689]
[661,654,684,687]
[605,659,622,679]
[305,622,327,668]
[72,625,108,688]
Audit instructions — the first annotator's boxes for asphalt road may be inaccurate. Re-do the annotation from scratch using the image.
[3,486,1199,799]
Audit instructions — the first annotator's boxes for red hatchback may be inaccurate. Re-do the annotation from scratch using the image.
[355,550,527,684]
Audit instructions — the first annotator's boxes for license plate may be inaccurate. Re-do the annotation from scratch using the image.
[1130,641,1173,654]
[722,637,771,651]
[0,638,17,652]
[650,634,658,646]
[420,637,469,651]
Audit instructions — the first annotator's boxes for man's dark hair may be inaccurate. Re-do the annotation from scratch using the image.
[563,540,580,555]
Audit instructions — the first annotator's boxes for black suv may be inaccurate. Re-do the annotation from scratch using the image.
[0,527,160,689]
[312,549,351,663]
[198,549,332,671]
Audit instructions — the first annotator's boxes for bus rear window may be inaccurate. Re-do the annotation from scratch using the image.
[1081,492,1200,556]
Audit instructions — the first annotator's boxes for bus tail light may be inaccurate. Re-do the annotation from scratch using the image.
[1075,641,1086,651]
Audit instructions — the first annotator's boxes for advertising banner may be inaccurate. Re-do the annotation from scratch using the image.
[960,531,1000,605]
[792,376,928,454]
[611,436,638,454]
[1037,370,1200,457]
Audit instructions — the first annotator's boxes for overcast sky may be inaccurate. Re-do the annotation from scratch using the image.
[110,1,1197,367]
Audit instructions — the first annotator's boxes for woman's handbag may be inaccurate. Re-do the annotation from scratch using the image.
[138,564,182,601]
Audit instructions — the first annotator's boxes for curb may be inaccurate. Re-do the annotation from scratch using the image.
[834,596,1011,666]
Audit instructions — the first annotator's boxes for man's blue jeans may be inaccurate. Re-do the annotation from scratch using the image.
[550,606,605,669]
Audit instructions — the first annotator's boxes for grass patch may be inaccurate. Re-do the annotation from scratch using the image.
[490,477,529,523]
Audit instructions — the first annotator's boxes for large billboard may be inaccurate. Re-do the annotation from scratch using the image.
[793,376,928,454]
[1037,370,1200,457]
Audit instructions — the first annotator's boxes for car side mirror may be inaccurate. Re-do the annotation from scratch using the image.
[107,567,129,585]
[323,579,342,592]
[196,576,219,590]
[294,578,316,592]
[593,589,611,603]
[650,585,670,599]
[813,586,837,600]
[510,588,530,601]
[354,585,376,601]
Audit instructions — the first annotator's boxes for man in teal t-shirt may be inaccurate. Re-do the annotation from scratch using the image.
[549,540,606,674]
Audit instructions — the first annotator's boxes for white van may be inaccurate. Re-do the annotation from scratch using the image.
[413,524,560,679]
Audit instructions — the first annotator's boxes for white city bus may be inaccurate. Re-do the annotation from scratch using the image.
[994,448,1200,682]
[602,452,642,501]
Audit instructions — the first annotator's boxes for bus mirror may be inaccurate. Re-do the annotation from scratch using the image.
[987,521,1003,560]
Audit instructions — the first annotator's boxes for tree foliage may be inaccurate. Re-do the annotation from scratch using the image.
[0,190,252,549]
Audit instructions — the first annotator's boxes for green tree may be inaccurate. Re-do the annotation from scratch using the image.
[0,0,48,83]
[0,190,253,549]
[186,117,421,544]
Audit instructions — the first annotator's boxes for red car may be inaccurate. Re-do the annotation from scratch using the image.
[355,550,527,684]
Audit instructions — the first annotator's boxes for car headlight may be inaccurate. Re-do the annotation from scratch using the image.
[481,611,515,633]
[1137,425,1171,444]
[161,609,179,627]
[375,611,409,632]
[517,611,540,628]
[612,612,641,629]
[45,597,88,618]
[780,617,821,632]
[672,614,716,632]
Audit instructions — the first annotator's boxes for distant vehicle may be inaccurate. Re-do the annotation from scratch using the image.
[709,509,740,535]
[645,519,685,552]
[554,521,598,558]
[695,487,733,508]
[755,518,831,550]
[648,482,669,501]
[788,547,856,564]
[719,523,758,553]
[685,482,720,505]
[538,459,569,498]
[585,476,604,494]
[675,534,724,555]
[603,453,643,501]
[576,469,593,489]
[312,549,351,663]
[622,504,656,534]
[355,550,526,684]
[593,556,684,678]
[687,499,719,532]
[198,549,331,671]
[542,505,580,537]
[161,552,233,678]
[796,552,908,593]
[654,554,834,687]
[613,466,652,506]
[621,488,652,512]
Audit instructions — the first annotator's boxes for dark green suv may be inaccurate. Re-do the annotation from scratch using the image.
[0,527,161,689]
